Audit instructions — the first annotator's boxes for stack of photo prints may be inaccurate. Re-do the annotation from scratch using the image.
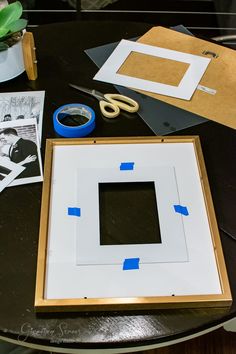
[0,91,45,192]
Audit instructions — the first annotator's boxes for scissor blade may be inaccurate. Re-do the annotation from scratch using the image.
[69,83,94,96]
[69,84,106,101]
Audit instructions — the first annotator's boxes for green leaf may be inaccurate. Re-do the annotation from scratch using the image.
[7,18,27,33]
[0,41,9,51]
[0,1,22,28]
[0,26,9,38]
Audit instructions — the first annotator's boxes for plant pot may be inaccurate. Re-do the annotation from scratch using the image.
[0,38,25,83]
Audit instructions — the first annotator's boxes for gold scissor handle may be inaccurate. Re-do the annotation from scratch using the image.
[104,94,139,113]
[99,100,120,118]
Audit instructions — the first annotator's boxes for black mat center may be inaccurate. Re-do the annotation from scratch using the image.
[99,182,161,245]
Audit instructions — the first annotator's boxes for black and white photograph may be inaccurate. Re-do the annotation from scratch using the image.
[0,91,45,143]
[0,118,43,187]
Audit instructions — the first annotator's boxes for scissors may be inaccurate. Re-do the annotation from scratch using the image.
[69,83,139,119]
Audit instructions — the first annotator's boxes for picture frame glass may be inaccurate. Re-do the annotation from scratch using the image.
[35,137,231,310]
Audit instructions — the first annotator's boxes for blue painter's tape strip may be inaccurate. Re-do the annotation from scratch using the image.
[174,205,189,216]
[123,258,140,270]
[120,162,135,170]
[68,207,81,217]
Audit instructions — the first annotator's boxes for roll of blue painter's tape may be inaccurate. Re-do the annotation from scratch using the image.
[53,103,95,138]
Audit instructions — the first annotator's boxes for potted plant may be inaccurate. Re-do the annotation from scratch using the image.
[0,1,28,82]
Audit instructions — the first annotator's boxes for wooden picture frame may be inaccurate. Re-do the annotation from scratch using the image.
[35,136,231,312]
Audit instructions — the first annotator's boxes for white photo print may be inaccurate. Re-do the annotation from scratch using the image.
[0,91,45,143]
[0,118,43,187]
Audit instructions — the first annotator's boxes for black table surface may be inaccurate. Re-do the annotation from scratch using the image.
[0,20,236,351]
